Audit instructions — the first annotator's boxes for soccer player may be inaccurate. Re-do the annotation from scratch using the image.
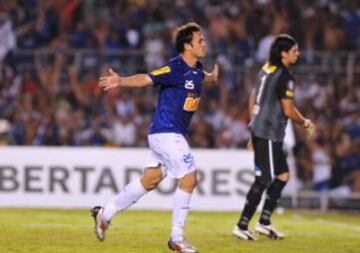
[232,34,315,240]
[92,22,218,253]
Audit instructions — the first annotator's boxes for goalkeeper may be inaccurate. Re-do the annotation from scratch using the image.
[233,34,315,241]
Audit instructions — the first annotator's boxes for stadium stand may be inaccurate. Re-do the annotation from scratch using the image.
[0,0,360,199]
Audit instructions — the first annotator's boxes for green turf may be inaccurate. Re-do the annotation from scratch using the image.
[0,208,359,253]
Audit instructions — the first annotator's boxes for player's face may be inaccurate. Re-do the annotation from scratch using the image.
[282,44,300,66]
[189,31,206,58]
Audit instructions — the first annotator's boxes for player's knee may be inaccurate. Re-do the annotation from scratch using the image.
[253,177,269,193]
[179,172,197,192]
[256,174,272,187]
[142,177,162,191]
[141,168,163,190]
[246,178,267,206]
[181,176,197,190]
[188,175,197,189]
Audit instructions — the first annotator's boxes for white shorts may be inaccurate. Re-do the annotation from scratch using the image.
[146,133,196,179]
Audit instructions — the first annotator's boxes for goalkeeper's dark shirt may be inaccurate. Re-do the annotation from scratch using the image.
[249,63,295,142]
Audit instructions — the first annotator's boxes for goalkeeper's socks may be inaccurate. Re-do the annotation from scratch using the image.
[103,178,147,221]
[259,178,287,226]
[238,216,250,230]
[237,180,267,230]
[259,210,271,226]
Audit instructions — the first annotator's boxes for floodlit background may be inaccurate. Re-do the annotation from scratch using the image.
[0,0,360,252]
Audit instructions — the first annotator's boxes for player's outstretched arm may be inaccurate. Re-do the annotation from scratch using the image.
[99,68,153,91]
[203,64,219,86]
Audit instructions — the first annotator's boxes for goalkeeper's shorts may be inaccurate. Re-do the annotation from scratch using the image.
[252,134,289,180]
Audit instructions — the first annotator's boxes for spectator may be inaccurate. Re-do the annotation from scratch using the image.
[1,0,360,193]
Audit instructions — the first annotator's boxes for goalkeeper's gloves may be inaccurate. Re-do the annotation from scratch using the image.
[303,119,315,139]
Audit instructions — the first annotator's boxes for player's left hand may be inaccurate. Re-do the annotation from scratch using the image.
[211,64,219,83]
[204,64,219,85]
[303,119,316,140]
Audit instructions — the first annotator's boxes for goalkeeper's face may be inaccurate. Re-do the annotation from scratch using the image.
[189,31,206,59]
[282,44,300,66]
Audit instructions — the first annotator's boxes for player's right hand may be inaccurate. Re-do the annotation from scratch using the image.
[99,68,121,91]
[211,64,219,83]
[303,119,316,140]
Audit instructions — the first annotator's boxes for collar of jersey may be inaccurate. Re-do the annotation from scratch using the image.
[177,55,201,70]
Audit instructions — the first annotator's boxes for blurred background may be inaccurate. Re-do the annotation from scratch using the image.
[0,0,360,210]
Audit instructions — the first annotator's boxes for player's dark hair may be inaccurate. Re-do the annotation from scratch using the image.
[268,34,298,66]
[174,22,201,53]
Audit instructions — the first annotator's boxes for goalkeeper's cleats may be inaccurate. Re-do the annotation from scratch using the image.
[168,235,198,253]
[255,222,285,239]
[91,206,110,241]
[232,225,256,241]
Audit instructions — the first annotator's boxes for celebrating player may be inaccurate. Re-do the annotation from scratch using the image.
[91,22,218,253]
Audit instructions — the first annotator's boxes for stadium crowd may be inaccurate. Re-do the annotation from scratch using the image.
[0,0,360,193]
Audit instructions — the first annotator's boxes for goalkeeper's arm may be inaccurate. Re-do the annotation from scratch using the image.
[281,99,315,139]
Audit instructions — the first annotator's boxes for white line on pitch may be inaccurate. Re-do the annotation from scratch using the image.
[315,219,360,232]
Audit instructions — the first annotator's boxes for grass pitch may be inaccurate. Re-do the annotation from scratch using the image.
[0,208,359,253]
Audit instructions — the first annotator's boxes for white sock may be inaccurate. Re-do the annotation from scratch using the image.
[171,188,192,240]
[103,178,147,221]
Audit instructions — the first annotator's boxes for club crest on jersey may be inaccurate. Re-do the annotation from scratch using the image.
[185,80,195,89]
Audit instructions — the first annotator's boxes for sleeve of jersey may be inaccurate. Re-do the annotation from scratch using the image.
[148,65,174,87]
[278,75,295,100]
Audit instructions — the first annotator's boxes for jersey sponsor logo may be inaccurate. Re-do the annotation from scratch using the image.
[151,66,171,76]
[183,93,200,111]
[185,80,195,89]
[286,90,294,97]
